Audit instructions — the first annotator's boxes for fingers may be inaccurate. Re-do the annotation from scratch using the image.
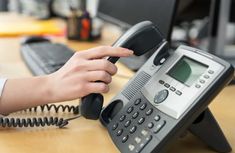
[86,71,112,84]
[79,46,133,59]
[83,59,117,75]
[85,82,109,94]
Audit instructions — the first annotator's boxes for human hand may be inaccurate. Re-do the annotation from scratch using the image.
[47,46,133,102]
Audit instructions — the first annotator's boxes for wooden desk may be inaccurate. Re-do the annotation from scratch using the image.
[0,14,235,153]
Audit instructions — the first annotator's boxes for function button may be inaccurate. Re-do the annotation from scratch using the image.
[147,122,154,129]
[141,129,148,136]
[208,70,214,74]
[154,115,161,121]
[199,79,205,84]
[164,83,170,88]
[159,80,165,85]
[195,84,201,88]
[117,129,123,136]
[124,120,131,128]
[146,108,153,116]
[112,123,118,130]
[122,135,129,143]
[146,135,152,142]
[128,144,135,151]
[119,115,126,122]
[135,137,142,144]
[134,99,142,105]
[127,106,134,114]
[140,103,147,110]
[132,112,139,119]
[136,135,152,153]
[130,126,137,134]
[160,58,166,64]
[138,117,145,125]
[204,75,210,79]
[175,90,182,96]
[170,87,176,92]
[153,120,166,134]
[154,89,169,104]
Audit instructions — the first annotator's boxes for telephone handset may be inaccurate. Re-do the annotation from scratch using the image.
[80,21,166,120]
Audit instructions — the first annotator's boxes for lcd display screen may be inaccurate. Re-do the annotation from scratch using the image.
[168,57,208,86]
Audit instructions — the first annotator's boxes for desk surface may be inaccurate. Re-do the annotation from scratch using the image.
[0,13,235,153]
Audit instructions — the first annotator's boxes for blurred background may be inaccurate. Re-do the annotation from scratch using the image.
[1,0,235,68]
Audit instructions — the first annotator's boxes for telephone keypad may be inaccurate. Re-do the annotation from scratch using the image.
[125,120,132,127]
[140,103,147,110]
[112,123,118,130]
[117,129,123,136]
[111,96,167,153]
[120,115,126,122]
[127,106,134,114]
[130,126,137,134]
[122,135,129,143]
[134,99,141,105]
[132,112,139,119]
[146,108,153,116]
[138,117,145,125]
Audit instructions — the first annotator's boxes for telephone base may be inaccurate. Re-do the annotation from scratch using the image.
[189,108,232,153]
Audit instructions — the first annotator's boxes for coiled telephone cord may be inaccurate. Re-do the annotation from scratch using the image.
[0,104,80,128]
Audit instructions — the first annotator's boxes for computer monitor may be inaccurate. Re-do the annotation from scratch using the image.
[97,0,179,70]
[97,0,178,41]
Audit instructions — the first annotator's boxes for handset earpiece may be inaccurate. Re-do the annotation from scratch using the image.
[80,21,165,120]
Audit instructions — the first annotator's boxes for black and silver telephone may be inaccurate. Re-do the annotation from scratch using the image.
[81,21,234,153]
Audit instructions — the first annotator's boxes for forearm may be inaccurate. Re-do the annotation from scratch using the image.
[0,76,53,115]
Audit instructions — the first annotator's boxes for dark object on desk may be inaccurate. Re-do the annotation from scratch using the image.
[20,39,74,75]
[67,4,93,41]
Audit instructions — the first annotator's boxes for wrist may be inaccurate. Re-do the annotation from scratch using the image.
[43,73,64,103]
[39,75,56,104]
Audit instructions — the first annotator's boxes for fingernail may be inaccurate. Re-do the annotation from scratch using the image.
[126,49,134,54]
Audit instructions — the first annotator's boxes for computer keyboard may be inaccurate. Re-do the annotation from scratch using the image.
[21,42,74,75]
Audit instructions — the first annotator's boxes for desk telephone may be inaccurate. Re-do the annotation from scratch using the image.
[1,21,234,153]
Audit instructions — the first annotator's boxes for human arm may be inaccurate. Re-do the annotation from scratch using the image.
[0,46,133,115]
